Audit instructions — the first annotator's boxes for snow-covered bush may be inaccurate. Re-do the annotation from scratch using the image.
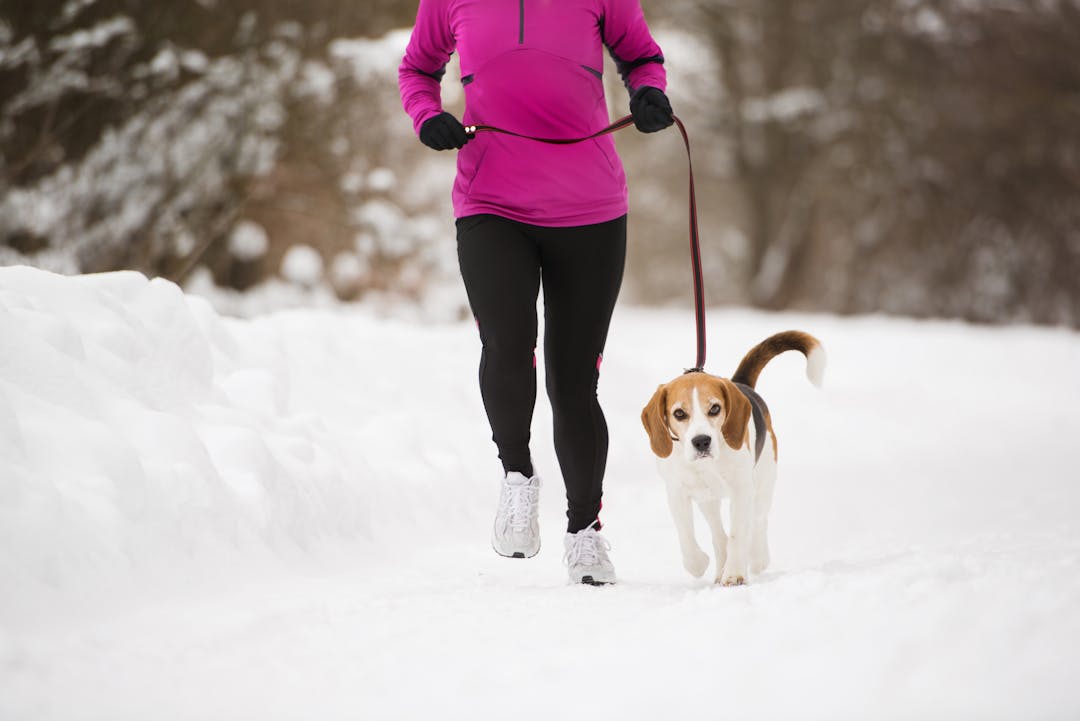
[0,2,456,314]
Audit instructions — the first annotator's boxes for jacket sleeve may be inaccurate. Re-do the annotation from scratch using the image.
[601,0,667,94]
[398,0,456,136]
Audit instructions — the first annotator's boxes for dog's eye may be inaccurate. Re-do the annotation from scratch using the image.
[708,404,721,416]
[672,408,688,421]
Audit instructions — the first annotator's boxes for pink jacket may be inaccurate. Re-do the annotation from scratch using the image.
[399,0,666,227]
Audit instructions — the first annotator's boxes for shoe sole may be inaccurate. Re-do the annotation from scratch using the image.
[491,542,540,559]
[580,575,614,586]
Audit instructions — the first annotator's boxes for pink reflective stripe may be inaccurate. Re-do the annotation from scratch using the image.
[533,349,537,368]
[596,353,603,371]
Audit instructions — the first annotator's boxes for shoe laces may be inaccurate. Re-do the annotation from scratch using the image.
[563,528,611,568]
[500,479,538,533]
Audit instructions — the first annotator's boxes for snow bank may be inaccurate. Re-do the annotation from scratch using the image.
[0,266,376,619]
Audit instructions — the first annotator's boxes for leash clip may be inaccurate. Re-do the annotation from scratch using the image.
[464,125,477,135]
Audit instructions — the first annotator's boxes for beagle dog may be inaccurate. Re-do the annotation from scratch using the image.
[641,331,825,586]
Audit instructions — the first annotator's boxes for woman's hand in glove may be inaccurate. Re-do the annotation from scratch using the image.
[419,112,471,150]
[629,87,674,133]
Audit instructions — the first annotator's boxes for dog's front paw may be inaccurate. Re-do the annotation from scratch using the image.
[682,549,710,578]
[718,559,748,586]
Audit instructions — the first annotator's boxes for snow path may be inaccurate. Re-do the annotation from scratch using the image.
[2,267,1079,720]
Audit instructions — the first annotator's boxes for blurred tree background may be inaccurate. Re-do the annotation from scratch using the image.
[1,0,1078,324]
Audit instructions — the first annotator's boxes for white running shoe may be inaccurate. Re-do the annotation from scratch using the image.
[563,527,616,585]
[492,472,541,558]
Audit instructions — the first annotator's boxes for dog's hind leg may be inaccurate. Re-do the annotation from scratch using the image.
[751,451,777,574]
[750,516,770,575]
[697,498,728,577]
[665,482,709,578]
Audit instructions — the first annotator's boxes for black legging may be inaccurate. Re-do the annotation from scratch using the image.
[456,213,626,533]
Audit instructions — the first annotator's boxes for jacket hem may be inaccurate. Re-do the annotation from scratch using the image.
[454,199,628,228]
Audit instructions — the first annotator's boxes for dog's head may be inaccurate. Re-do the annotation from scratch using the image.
[641,372,752,462]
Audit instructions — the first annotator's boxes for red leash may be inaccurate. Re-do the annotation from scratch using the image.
[465,114,707,371]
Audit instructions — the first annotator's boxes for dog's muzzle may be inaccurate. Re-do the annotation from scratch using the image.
[691,434,712,458]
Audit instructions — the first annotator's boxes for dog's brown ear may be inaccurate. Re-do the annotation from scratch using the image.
[641,384,673,458]
[717,379,752,451]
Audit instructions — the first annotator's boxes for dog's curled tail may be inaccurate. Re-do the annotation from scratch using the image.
[731,331,826,390]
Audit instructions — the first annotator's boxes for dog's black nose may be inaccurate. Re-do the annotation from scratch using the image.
[691,435,712,453]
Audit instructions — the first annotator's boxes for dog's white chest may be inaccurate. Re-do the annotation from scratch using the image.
[658,457,733,502]
[683,474,721,502]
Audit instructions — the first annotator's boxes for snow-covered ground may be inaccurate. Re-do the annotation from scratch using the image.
[1,265,1079,720]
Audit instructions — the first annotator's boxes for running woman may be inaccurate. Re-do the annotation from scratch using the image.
[399,0,673,584]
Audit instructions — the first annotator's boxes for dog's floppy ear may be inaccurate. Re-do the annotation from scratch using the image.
[641,384,673,458]
[717,379,752,451]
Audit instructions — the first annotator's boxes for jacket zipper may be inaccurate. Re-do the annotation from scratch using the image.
[518,0,524,43]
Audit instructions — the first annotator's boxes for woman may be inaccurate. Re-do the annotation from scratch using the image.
[399,0,673,585]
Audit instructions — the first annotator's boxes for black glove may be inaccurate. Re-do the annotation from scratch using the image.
[419,112,471,150]
[630,86,674,133]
